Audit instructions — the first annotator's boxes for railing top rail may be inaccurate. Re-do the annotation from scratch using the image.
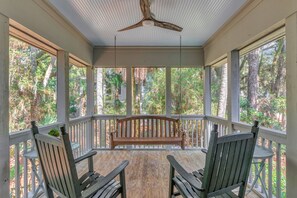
[232,121,287,145]
[206,116,229,125]
[9,122,64,145]
[92,114,205,120]
[171,114,205,119]
[92,115,126,120]
[69,115,92,124]
[9,115,287,146]
[116,115,179,122]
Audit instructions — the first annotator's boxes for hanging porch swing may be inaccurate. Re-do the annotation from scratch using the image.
[109,35,185,149]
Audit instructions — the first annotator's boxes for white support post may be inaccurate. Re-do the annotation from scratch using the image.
[87,66,94,116]
[0,13,9,197]
[166,67,172,116]
[126,67,132,116]
[86,66,94,149]
[286,12,297,197]
[57,50,70,127]
[227,50,240,133]
[203,66,211,147]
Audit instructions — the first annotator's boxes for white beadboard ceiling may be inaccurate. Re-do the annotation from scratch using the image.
[48,0,247,46]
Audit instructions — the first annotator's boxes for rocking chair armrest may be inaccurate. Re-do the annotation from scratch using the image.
[75,151,97,164]
[167,155,204,191]
[201,148,208,154]
[82,160,129,198]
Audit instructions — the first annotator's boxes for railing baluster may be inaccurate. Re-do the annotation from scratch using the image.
[100,119,103,147]
[15,143,20,198]
[104,120,107,148]
[23,141,28,198]
[276,143,281,198]
[95,119,98,148]
[83,121,86,153]
[268,140,273,198]
[200,120,203,148]
[261,138,266,194]
[31,157,36,195]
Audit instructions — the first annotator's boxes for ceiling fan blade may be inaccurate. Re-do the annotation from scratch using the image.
[118,21,143,32]
[154,20,183,32]
[140,0,152,19]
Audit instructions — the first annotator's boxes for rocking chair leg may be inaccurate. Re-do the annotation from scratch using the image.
[169,165,175,198]
[46,187,54,198]
[120,170,127,198]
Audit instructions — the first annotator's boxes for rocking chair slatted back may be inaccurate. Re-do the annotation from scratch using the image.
[31,121,81,198]
[202,121,259,197]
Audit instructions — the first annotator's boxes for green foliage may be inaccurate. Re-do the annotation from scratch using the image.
[48,128,60,137]
[141,68,166,114]
[240,37,286,131]
[94,68,126,115]
[171,68,204,114]
[211,65,228,118]
[69,64,87,118]
[9,36,57,132]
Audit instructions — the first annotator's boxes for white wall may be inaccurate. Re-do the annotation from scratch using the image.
[93,47,204,67]
[0,0,93,65]
[204,0,297,65]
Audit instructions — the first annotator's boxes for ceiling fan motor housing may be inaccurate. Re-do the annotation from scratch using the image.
[142,20,155,27]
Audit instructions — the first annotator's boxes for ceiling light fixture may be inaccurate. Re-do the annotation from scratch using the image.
[142,20,154,27]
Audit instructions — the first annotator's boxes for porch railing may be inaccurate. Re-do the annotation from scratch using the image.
[204,117,287,198]
[9,123,63,198]
[233,121,286,198]
[9,115,286,198]
[92,115,205,149]
[69,116,93,157]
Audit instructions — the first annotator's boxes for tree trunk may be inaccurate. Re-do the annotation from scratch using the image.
[43,56,55,87]
[217,64,228,117]
[247,49,260,109]
[96,68,103,114]
[272,39,286,97]
[30,47,39,123]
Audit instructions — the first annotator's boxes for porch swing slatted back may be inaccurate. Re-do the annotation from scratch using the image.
[117,116,179,138]
[110,116,185,149]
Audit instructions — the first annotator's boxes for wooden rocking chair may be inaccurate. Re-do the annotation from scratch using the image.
[31,121,129,198]
[167,121,259,198]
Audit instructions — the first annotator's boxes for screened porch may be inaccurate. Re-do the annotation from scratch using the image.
[1,0,297,198]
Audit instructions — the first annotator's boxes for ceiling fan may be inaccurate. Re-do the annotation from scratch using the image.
[118,0,183,32]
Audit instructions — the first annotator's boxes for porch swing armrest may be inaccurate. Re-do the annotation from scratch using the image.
[167,155,204,191]
[110,131,117,137]
[177,129,186,137]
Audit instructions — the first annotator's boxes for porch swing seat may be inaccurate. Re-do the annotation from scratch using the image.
[110,115,185,149]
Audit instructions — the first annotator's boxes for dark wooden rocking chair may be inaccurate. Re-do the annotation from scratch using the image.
[167,121,259,198]
[31,121,129,198]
